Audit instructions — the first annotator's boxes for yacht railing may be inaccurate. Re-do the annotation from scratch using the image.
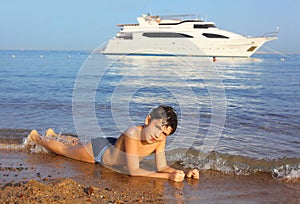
[261,26,279,38]
[157,14,203,21]
[250,27,279,38]
[261,31,279,38]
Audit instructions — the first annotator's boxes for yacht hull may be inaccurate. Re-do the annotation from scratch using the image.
[102,36,276,57]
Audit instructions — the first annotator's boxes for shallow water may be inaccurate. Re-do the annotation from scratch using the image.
[0,50,299,178]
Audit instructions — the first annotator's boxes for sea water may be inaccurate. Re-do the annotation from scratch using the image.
[0,50,299,179]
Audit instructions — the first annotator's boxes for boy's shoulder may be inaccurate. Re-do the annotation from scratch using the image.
[123,125,141,139]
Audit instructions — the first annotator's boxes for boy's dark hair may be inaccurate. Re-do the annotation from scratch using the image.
[150,105,178,135]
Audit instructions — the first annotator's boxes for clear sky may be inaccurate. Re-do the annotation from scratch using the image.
[1,0,299,53]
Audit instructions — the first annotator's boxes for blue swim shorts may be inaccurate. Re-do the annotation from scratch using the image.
[91,137,117,164]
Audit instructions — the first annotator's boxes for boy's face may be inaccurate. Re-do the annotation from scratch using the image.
[143,119,173,144]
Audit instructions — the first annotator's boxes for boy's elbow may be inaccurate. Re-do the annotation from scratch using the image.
[129,172,139,177]
[128,168,140,176]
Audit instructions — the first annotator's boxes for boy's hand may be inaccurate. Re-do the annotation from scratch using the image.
[186,169,199,179]
[169,170,185,182]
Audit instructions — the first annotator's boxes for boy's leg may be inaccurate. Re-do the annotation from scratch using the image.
[28,130,95,163]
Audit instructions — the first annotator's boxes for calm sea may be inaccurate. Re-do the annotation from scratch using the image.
[0,50,299,179]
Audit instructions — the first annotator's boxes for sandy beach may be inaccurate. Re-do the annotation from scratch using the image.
[1,150,300,204]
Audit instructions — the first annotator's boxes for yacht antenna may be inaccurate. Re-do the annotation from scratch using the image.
[148,6,153,15]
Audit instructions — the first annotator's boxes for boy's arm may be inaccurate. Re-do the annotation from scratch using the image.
[155,139,178,173]
[155,139,200,180]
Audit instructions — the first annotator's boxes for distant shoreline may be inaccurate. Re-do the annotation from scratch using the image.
[1,49,300,55]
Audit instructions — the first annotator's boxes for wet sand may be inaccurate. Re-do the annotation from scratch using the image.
[1,150,300,203]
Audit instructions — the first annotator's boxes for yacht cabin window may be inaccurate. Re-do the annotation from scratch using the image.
[202,33,229,39]
[194,24,216,29]
[143,32,194,38]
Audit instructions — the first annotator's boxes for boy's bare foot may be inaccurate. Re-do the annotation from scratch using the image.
[27,130,42,144]
[45,128,58,138]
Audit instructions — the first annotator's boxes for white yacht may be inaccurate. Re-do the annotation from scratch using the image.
[101,14,278,58]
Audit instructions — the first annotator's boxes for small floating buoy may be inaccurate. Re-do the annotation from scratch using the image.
[11,54,16,58]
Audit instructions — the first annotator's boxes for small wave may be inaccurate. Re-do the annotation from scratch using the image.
[0,130,79,154]
[23,137,51,153]
[0,143,27,151]
[273,164,300,181]
[166,148,300,180]
[0,137,50,153]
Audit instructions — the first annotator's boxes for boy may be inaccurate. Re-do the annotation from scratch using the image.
[28,105,199,182]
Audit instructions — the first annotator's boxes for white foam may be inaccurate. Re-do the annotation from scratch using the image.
[273,164,300,180]
[24,137,50,153]
[0,137,50,153]
[0,143,25,150]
